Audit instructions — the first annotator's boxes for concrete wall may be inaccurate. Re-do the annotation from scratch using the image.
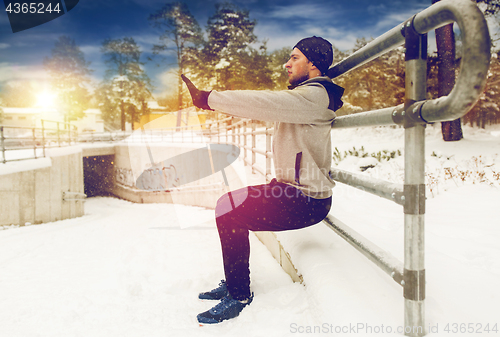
[0,149,85,226]
[112,143,245,209]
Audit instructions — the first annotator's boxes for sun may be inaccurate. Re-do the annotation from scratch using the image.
[35,90,58,109]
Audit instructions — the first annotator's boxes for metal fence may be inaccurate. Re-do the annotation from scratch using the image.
[0,120,78,164]
[110,4,490,334]
[323,0,490,336]
[151,0,488,335]
[131,117,274,182]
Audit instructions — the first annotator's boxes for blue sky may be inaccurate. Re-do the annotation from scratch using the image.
[0,0,434,98]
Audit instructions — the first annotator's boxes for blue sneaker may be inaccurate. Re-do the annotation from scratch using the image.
[197,293,254,324]
[199,280,229,300]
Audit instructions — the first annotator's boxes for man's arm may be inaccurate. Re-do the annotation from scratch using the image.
[181,74,334,124]
[208,84,334,124]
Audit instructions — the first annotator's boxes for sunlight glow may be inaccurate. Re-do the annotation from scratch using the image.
[35,90,58,109]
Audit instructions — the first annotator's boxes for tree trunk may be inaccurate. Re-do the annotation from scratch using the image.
[120,100,125,131]
[433,0,463,141]
[176,71,183,130]
[131,108,135,131]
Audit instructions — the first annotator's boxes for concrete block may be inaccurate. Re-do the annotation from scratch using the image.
[76,153,85,216]
[82,145,115,157]
[68,153,77,218]
[60,154,70,220]
[19,170,35,225]
[280,246,303,283]
[0,172,21,191]
[35,167,51,224]
[49,156,62,222]
[0,191,19,225]
[254,231,280,263]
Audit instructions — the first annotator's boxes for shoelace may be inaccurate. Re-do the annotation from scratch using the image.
[212,281,226,292]
[210,296,233,314]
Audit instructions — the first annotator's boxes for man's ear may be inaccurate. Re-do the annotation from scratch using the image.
[308,61,318,71]
[308,62,321,76]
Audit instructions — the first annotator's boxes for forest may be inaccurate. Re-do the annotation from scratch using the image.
[0,1,499,134]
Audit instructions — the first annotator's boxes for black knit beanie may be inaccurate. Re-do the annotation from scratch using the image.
[294,36,333,75]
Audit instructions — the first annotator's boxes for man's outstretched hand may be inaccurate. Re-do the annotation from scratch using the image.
[181,74,213,111]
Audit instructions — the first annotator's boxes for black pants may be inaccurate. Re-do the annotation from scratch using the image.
[215,179,332,300]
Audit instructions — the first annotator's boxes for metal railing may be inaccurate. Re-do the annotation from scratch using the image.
[119,4,490,333]
[130,117,273,182]
[220,118,274,181]
[324,0,490,336]
[77,130,132,143]
[139,0,487,334]
[0,120,78,163]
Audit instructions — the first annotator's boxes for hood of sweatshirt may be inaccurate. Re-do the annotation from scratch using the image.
[289,76,344,112]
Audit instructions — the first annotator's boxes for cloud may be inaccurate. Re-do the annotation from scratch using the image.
[153,69,178,96]
[80,45,101,57]
[372,3,430,32]
[0,62,49,86]
[259,3,340,20]
[255,19,364,53]
[0,43,9,49]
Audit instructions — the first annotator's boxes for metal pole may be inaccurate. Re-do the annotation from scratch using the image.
[231,123,235,145]
[225,121,228,145]
[251,121,256,174]
[1,126,6,164]
[323,215,404,285]
[32,128,37,159]
[57,122,61,147]
[238,123,242,149]
[403,19,427,337]
[41,120,46,158]
[243,121,247,166]
[217,118,220,144]
[329,167,405,205]
[265,122,272,183]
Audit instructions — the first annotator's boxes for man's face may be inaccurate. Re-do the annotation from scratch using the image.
[285,48,313,86]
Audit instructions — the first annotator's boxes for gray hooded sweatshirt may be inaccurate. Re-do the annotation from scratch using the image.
[208,76,344,199]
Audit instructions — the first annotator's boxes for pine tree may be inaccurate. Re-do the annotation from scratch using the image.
[97,37,152,131]
[476,0,500,44]
[269,47,293,90]
[335,38,405,112]
[202,3,272,91]
[463,51,500,127]
[43,36,92,122]
[149,1,203,127]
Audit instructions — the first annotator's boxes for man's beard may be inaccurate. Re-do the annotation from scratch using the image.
[289,72,310,86]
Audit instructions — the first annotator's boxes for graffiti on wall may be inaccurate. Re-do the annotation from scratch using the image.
[115,164,180,191]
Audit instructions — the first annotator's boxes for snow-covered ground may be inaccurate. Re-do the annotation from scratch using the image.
[0,124,499,336]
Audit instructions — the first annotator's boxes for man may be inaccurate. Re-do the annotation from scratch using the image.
[182,36,344,325]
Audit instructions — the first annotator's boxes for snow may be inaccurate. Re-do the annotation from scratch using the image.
[0,146,83,175]
[215,58,230,70]
[45,145,82,157]
[0,124,499,336]
[0,156,51,175]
